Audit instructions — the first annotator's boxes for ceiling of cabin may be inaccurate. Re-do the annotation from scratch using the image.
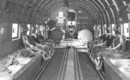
[0,0,130,25]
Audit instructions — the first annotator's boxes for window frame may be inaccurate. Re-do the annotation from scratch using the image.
[12,23,21,41]
[123,22,129,39]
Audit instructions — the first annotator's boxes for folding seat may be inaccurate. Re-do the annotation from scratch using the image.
[22,35,50,60]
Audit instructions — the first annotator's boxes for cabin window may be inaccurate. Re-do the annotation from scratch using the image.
[97,25,101,36]
[57,11,65,24]
[68,12,75,21]
[12,23,20,40]
[120,23,124,35]
[39,25,45,32]
[112,24,115,35]
[27,24,31,35]
[59,11,64,17]
[108,24,112,33]
[19,24,21,37]
[35,24,38,33]
[104,24,107,34]
[68,21,71,25]
[123,23,129,39]
[67,21,76,25]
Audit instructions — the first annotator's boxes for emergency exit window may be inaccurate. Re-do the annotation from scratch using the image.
[12,23,19,40]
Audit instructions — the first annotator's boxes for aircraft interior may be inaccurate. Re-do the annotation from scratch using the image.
[0,0,130,80]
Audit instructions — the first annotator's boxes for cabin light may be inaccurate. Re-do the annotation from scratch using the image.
[78,10,82,13]
[68,9,75,13]
[0,27,4,35]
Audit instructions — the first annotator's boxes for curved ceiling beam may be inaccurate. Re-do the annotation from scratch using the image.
[42,1,65,13]
[34,0,98,21]
[112,0,120,13]
[41,1,95,20]
[34,0,96,24]
[76,1,97,16]
[46,3,65,17]
[40,1,65,18]
[83,0,104,22]
[101,0,115,22]
[95,0,110,23]
[39,2,95,24]
[76,1,103,24]
[96,0,118,23]
[39,0,97,18]
[31,0,57,21]
[33,0,55,16]
[38,0,107,23]
[30,0,119,24]
[98,0,111,23]
[104,0,115,22]
[76,7,92,19]
[78,0,106,25]
[21,0,31,22]
[32,0,103,24]
[76,6,94,24]
[19,0,123,24]
[75,2,96,22]
[21,0,42,22]
[44,5,94,24]
[90,0,107,23]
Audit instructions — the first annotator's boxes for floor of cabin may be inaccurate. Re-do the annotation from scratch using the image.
[36,47,102,80]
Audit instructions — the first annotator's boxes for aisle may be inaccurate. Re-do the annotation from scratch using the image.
[37,48,66,80]
[64,48,75,80]
[77,52,101,80]
[36,48,101,80]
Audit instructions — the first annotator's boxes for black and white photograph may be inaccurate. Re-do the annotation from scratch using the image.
[0,0,130,80]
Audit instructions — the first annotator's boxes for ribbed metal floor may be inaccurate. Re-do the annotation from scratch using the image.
[77,52,101,80]
[36,48,101,80]
[36,48,66,80]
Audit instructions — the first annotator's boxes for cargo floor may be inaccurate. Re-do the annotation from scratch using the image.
[77,52,101,80]
[36,48,66,80]
[36,48,101,80]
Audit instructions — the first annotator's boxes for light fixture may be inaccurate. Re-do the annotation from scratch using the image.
[78,10,82,13]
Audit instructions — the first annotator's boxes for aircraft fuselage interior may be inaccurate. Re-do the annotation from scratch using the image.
[0,0,130,80]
